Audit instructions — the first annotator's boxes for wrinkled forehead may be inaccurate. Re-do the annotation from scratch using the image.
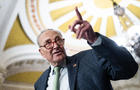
[39,30,62,43]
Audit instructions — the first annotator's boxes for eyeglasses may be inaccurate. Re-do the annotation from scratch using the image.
[40,37,64,49]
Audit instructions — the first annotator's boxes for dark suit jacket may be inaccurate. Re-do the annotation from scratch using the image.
[34,34,138,90]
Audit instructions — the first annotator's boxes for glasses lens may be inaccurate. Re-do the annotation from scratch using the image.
[56,38,63,45]
[44,38,64,49]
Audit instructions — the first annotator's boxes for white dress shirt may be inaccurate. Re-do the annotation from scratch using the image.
[46,36,102,90]
[46,65,70,90]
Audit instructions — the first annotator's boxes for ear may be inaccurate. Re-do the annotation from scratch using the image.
[39,48,46,58]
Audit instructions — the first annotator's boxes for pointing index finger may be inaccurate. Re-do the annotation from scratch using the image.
[75,7,83,21]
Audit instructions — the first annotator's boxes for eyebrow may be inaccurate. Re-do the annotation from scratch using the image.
[44,39,50,43]
[43,36,61,43]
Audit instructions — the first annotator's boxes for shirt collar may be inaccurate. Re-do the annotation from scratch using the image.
[50,59,66,75]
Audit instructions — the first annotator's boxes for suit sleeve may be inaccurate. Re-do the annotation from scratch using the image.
[91,33,138,80]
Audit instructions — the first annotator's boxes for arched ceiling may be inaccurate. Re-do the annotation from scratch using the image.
[19,0,140,55]
[5,59,49,84]
[0,0,140,87]
[4,16,33,50]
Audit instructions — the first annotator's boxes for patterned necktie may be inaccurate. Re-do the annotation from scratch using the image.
[53,67,61,90]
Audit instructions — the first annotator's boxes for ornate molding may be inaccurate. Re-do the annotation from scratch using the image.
[5,59,49,77]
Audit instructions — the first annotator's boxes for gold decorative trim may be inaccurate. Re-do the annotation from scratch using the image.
[37,0,46,30]
[25,0,38,35]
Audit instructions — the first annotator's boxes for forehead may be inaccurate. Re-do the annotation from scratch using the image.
[39,30,62,42]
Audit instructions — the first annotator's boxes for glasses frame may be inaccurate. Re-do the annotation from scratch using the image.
[40,37,64,49]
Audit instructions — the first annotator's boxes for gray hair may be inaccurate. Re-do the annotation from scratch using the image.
[37,29,63,47]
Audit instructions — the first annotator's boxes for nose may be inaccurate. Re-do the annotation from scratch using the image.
[52,42,59,49]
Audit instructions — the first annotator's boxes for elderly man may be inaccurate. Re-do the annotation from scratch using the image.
[34,7,138,90]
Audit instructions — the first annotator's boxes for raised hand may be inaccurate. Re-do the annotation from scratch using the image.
[69,7,97,43]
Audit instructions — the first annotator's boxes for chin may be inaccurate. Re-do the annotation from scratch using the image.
[53,54,66,62]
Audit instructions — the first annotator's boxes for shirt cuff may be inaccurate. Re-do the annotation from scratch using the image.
[91,36,102,46]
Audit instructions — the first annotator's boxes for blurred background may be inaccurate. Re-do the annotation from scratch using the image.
[0,0,140,90]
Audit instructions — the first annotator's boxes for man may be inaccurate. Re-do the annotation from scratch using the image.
[34,7,138,90]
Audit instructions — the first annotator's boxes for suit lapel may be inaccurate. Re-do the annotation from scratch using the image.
[67,56,79,90]
[43,67,51,90]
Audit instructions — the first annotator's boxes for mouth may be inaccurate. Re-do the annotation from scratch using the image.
[52,50,63,56]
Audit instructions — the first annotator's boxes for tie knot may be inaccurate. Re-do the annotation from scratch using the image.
[54,67,61,74]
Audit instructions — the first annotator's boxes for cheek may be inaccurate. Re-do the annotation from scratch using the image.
[44,51,53,61]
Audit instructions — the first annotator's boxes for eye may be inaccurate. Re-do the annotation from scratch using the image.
[46,40,52,45]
